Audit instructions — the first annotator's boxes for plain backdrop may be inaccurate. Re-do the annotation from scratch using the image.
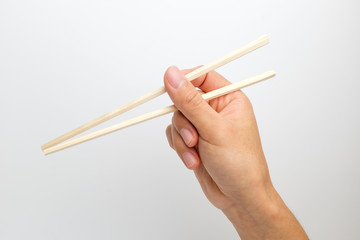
[0,0,359,239]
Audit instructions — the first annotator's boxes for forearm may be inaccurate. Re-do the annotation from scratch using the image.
[223,185,308,239]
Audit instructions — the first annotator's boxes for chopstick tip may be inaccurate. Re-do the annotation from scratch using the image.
[260,34,270,44]
[43,148,50,156]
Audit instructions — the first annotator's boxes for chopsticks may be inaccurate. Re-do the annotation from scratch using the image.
[43,70,275,155]
[42,34,273,155]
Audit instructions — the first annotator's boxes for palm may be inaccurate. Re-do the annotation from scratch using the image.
[194,91,251,210]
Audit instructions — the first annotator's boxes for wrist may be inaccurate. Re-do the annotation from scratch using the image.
[222,184,279,238]
[223,184,308,239]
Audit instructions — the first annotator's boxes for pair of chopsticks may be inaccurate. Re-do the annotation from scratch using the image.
[42,35,275,155]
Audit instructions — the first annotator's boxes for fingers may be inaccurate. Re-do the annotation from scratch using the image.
[164,66,221,140]
[171,124,200,170]
[192,70,231,92]
[165,112,200,170]
[165,125,173,148]
[172,111,198,148]
[183,66,232,93]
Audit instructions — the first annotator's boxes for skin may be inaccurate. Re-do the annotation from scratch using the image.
[164,66,308,239]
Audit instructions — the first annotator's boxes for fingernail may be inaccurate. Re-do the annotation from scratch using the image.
[167,66,185,89]
[180,128,193,146]
[182,152,196,169]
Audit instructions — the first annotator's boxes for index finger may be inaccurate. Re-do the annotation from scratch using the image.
[181,66,231,93]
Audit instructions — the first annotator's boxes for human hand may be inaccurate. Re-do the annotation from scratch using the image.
[164,66,308,239]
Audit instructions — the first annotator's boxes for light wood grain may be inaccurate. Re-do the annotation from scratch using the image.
[41,35,269,151]
[43,70,275,155]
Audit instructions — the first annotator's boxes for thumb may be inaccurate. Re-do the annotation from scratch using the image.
[164,66,221,138]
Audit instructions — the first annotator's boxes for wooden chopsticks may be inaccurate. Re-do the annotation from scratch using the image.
[42,35,273,155]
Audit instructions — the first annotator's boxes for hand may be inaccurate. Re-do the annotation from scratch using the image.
[164,66,308,239]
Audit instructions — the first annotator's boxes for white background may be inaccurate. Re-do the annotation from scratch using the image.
[1,0,359,239]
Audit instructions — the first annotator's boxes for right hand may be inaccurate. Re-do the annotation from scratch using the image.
[164,66,308,239]
[164,66,272,210]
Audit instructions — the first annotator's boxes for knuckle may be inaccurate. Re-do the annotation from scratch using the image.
[172,111,187,127]
[166,124,172,136]
[183,90,203,109]
[172,111,181,123]
[166,127,174,149]
[233,91,252,108]
[173,134,183,152]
